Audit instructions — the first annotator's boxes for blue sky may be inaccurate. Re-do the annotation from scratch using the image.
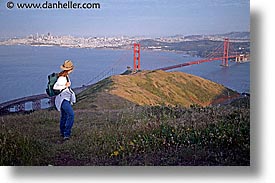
[0,0,250,38]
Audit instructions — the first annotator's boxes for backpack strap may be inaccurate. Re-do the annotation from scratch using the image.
[66,76,74,94]
[66,76,70,89]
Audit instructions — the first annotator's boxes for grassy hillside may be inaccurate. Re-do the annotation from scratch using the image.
[0,71,249,166]
[76,70,238,109]
[0,100,250,166]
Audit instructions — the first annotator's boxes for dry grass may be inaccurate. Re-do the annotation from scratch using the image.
[75,70,238,110]
[110,70,237,107]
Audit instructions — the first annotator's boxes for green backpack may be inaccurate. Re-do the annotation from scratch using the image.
[46,73,61,97]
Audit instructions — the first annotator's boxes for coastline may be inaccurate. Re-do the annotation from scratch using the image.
[0,43,191,55]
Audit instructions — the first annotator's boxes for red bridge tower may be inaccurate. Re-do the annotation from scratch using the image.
[222,38,229,67]
[133,43,141,71]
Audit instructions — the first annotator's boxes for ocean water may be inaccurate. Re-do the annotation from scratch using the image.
[0,45,250,103]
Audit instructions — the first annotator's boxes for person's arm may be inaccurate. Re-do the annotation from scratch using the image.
[53,76,67,90]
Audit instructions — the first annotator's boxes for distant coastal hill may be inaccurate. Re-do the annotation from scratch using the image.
[75,70,239,110]
[183,31,250,40]
[139,32,250,58]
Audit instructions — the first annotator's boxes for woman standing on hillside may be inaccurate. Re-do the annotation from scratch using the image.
[53,60,76,141]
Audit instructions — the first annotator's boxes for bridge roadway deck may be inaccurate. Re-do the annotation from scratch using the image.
[156,56,238,71]
[0,94,50,110]
[0,85,89,111]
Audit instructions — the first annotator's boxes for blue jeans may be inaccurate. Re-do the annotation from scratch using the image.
[60,100,74,138]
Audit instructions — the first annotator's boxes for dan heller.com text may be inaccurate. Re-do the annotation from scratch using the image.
[8,1,101,10]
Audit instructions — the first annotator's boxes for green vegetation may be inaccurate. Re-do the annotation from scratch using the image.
[0,71,249,166]
[0,101,249,166]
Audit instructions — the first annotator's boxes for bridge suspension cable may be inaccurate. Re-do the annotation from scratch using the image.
[204,41,224,59]
[85,50,131,85]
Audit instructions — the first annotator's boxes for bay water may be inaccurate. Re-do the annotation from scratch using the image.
[0,45,250,103]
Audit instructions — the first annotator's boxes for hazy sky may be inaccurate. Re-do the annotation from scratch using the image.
[0,0,250,38]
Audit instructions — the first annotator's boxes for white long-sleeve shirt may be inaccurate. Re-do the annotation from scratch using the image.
[53,76,76,111]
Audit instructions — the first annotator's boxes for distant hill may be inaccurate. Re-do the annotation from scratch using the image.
[217,32,250,39]
[183,31,250,40]
[139,31,250,57]
[75,70,239,110]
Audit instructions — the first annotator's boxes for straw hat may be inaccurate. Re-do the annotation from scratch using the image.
[60,60,74,70]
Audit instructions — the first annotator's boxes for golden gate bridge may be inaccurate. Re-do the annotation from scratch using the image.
[133,38,249,72]
[0,38,249,114]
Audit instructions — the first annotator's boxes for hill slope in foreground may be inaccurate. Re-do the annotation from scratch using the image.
[75,70,239,110]
[0,70,249,166]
